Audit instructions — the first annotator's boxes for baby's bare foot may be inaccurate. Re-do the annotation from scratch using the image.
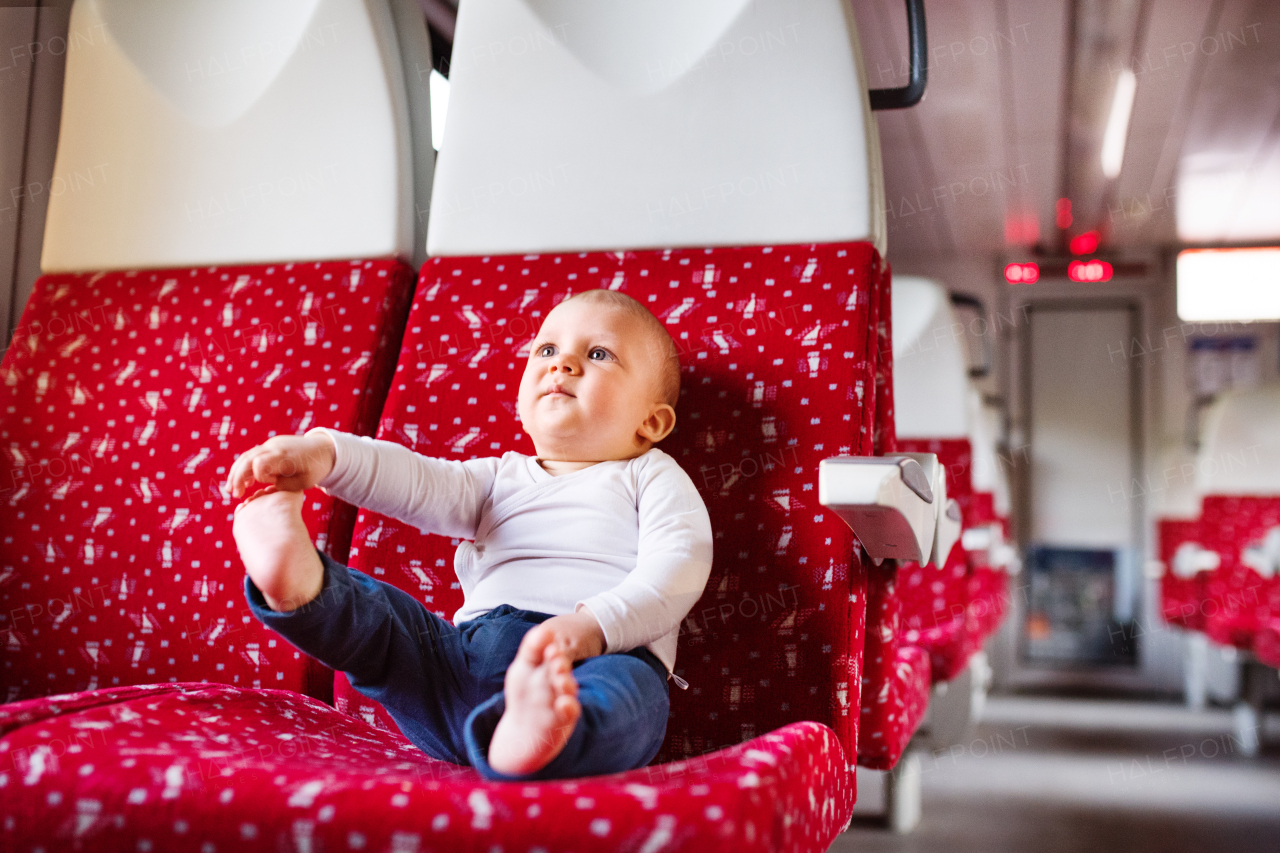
[488,647,581,776]
[231,486,323,611]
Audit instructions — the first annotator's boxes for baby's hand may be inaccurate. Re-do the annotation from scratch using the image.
[226,433,336,498]
[517,609,607,667]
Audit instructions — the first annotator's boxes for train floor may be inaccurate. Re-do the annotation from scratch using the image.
[834,694,1280,853]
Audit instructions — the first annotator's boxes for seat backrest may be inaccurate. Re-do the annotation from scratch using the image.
[1,261,414,702]
[878,276,990,693]
[1157,518,1210,630]
[1198,496,1279,645]
[334,0,893,767]
[1190,386,1280,645]
[888,276,975,643]
[338,245,886,764]
[0,0,429,702]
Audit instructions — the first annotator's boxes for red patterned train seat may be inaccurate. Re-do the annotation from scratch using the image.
[0,262,414,702]
[964,396,1015,641]
[384,4,911,845]
[1199,496,1279,650]
[854,268,931,771]
[1157,517,1214,631]
[0,0,931,846]
[1174,386,1280,654]
[335,244,883,789]
[0,0,430,704]
[884,276,984,684]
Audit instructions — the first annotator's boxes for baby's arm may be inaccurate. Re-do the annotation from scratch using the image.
[227,430,495,610]
[299,428,496,539]
[575,456,713,655]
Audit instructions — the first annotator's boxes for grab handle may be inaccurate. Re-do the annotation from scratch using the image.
[869,0,928,110]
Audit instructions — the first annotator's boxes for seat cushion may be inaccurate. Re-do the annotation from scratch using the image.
[0,683,853,852]
[335,243,885,768]
[0,261,415,702]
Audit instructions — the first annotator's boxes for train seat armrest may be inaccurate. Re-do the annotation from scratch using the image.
[934,498,962,568]
[897,452,961,568]
[819,455,937,564]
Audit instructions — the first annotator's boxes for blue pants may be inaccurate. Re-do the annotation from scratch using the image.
[245,549,670,781]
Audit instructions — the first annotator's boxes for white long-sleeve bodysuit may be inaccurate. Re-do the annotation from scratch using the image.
[306,428,714,674]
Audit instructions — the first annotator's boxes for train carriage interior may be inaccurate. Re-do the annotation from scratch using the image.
[0,0,1278,851]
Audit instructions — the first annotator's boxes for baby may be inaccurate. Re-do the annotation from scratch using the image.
[226,290,713,780]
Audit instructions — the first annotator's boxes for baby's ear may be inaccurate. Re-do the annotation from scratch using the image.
[638,403,676,444]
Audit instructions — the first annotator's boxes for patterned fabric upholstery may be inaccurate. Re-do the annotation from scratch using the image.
[961,490,1010,645]
[1199,496,1280,650]
[0,261,415,703]
[0,683,853,852]
[896,438,1014,682]
[1255,619,1280,669]
[855,262,931,770]
[334,244,883,778]
[896,438,976,682]
[967,565,1009,642]
[968,492,997,527]
[856,566,931,770]
[1157,518,1211,631]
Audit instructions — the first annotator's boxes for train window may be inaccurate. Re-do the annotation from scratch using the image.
[1177,248,1280,322]
[430,69,451,151]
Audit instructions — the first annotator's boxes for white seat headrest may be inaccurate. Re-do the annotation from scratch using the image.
[1196,384,1280,495]
[43,0,431,272]
[427,0,884,256]
[891,276,969,439]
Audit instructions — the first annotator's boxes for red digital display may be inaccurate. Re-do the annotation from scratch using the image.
[1068,259,1113,282]
[1070,231,1100,255]
[1004,262,1040,284]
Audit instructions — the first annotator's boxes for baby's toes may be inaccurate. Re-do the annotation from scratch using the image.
[552,693,581,737]
[550,668,578,699]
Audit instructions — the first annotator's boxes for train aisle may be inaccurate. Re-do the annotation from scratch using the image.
[836,695,1280,853]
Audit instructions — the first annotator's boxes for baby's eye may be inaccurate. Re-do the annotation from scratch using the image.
[588,347,612,361]
[537,344,557,357]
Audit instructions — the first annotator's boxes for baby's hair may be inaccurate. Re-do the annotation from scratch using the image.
[562,289,681,407]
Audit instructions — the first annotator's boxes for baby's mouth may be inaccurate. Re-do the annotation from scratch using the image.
[544,384,575,398]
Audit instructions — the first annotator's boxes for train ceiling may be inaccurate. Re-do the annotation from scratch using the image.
[852,0,1280,260]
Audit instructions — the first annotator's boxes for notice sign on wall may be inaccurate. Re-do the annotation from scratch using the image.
[1188,337,1259,398]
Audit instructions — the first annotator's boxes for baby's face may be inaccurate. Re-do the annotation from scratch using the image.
[517,299,671,463]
